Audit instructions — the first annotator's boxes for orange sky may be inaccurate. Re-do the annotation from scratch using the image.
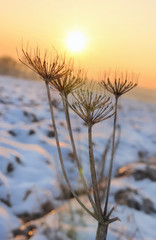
[0,0,156,89]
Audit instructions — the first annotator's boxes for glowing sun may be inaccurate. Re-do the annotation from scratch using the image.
[66,31,86,52]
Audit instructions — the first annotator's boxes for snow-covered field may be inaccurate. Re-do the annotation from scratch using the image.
[0,76,156,240]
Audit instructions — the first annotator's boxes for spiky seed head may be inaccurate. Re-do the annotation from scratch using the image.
[49,68,86,97]
[69,82,114,125]
[18,46,69,83]
[100,72,138,99]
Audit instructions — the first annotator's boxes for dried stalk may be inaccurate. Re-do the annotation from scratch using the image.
[95,223,108,240]
[88,124,103,218]
[62,96,102,221]
[100,97,118,239]
[104,97,118,216]
[99,135,112,183]
[99,124,121,203]
[45,81,99,221]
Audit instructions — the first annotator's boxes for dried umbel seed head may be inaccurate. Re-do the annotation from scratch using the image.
[69,83,114,125]
[100,72,138,99]
[19,46,69,83]
[49,69,86,96]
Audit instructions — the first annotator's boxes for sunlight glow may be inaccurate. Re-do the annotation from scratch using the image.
[66,31,86,52]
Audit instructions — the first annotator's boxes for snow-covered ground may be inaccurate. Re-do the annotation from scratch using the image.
[0,76,156,240]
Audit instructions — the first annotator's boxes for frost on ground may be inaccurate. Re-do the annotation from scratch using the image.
[0,76,156,240]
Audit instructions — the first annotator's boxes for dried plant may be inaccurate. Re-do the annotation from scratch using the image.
[19,46,98,219]
[68,83,120,240]
[100,72,138,99]
[99,72,138,239]
[69,84,114,125]
[49,69,86,96]
[18,46,69,83]
[20,45,138,240]
[48,68,100,221]
[57,76,103,221]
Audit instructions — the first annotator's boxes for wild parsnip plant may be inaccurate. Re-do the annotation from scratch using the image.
[19,47,138,240]
[100,73,138,238]
[100,73,138,215]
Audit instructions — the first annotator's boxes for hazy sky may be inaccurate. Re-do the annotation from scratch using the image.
[1,0,156,89]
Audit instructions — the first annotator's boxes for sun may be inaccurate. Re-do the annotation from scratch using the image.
[66,30,86,53]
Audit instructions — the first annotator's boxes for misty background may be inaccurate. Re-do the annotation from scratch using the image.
[0,55,156,104]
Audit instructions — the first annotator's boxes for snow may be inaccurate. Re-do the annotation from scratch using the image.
[0,203,20,240]
[0,75,156,239]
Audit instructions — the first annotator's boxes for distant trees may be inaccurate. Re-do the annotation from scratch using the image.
[0,56,38,80]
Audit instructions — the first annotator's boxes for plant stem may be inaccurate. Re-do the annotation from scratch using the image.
[45,82,99,221]
[62,97,101,219]
[88,124,103,218]
[99,135,112,183]
[99,135,112,205]
[100,97,118,239]
[95,223,108,240]
[103,97,118,216]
